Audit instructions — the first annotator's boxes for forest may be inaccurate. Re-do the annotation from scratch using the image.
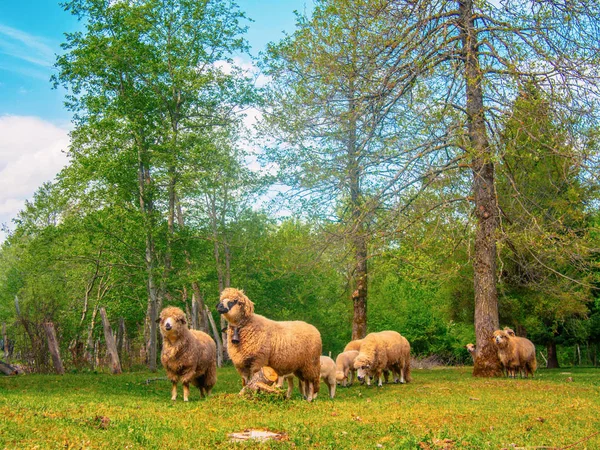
[1,0,600,376]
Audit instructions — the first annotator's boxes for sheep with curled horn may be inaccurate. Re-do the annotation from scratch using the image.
[216,288,322,401]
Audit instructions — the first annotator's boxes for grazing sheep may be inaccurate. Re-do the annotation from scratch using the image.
[318,355,337,399]
[281,356,338,400]
[354,331,411,387]
[492,329,537,378]
[335,350,359,386]
[344,339,364,352]
[158,306,217,401]
[216,288,322,401]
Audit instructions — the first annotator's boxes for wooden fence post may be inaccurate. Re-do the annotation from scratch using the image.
[42,322,65,375]
[99,308,122,374]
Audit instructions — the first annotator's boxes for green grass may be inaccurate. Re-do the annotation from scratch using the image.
[1,366,599,449]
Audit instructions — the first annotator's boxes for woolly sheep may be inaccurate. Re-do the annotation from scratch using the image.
[216,288,322,401]
[344,339,363,352]
[157,306,217,401]
[335,350,359,386]
[354,331,411,387]
[492,329,537,378]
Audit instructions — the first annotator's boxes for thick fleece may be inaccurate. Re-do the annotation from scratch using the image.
[217,288,322,401]
[353,331,411,387]
[493,329,537,378]
[158,306,217,401]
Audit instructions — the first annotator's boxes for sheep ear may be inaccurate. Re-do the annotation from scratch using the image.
[155,318,161,324]
[179,317,186,325]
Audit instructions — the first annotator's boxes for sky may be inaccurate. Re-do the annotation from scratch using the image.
[0,0,314,242]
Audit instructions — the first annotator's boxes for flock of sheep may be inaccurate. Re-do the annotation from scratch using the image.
[157,288,537,402]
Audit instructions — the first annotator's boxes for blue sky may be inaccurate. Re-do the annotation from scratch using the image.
[0,0,314,240]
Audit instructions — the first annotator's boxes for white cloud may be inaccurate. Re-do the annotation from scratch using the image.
[0,23,56,68]
[0,115,70,242]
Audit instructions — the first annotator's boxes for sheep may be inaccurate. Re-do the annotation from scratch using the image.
[492,329,537,378]
[466,343,476,360]
[335,350,359,386]
[157,306,217,401]
[216,288,322,401]
[319,355,337,399]
[344,339,363,352]
[354,331,411,387]
[279,355,338,400]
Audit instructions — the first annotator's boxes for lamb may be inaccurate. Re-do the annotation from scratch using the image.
[279,355,338,399]
[318,355,337,399]
[492,329,537,378]
[216,288,322,401]
[354,331,411,387]
[157,306,217,401]
[335,350,359,386]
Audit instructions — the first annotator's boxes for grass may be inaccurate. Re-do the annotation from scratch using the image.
[0,366,599,449]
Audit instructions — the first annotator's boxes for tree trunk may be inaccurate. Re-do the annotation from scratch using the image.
[347,82,367,340]
[205,306,223,368]
[85,303,99,366]
[43,322,65,375]
[459,0,502,377]
[2,322,8,361]
[99,308,122,374]
[546,341,559,368]
[116,318,125,359]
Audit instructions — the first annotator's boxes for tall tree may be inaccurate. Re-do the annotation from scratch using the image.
[367,0,600,375]
[54,0,251,370]
[261,0,457,339]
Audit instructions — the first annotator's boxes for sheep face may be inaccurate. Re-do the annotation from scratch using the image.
[466,343,476,354]
[157,307,187,339]
[354,355,373,383]
[493,330,510,348]
[216,288,254,326]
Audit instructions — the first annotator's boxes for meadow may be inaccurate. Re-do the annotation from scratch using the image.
[0,366,599,449]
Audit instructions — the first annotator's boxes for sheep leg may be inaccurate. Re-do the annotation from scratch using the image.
[171,381,178,401]
[183,382,190,402]
[399,368,406,384]
[377,372,384,387]
[328,379,336,399]
[306,380,314,402]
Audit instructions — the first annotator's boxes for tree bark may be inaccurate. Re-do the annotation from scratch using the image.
[2,322,8,361]
[546,341,559,368]
[99,308,122,374]
[459,0,502,377]
[205,306,223,368]
[138,144,159,372]
[43,322,65,375]
[348,82,367,340]
[116,317,125,359]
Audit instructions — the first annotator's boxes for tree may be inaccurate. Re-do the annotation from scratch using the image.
[261,0,458,339]
[364,0,600,376]
[54,0,252,370]
[497,85,597,368]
